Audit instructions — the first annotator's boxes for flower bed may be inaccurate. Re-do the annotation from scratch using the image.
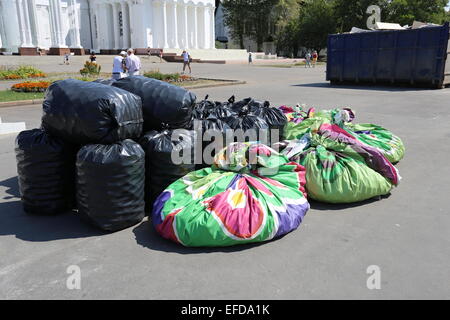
[144,70,197,83]
[11,81,51,93]
[0,66,47,80]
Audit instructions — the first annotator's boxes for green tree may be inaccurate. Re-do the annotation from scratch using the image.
[297,0,337,53]
[385,0,448,26]
[273,0,303,56]
[222,0,250,49]
[333,0,390,33]
[246,0,279,51]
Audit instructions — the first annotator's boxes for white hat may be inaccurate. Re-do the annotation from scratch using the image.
[120,51,127,56]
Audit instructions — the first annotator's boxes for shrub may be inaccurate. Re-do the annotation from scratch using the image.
[0,66,47,80]
[80,61,101,76]
[11,81,51,92]
[144,70,189,82]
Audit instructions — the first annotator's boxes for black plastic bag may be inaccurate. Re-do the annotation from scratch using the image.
[42,79,143,145]
[139,129,196,212]
[112,75,196,130]
[194,95,236,120]
[93,78,116,86]
[15,129,76,215]
[223,106,271,143]
[76,139,145,231]
[191,116,232,169]
[249,101,287,142]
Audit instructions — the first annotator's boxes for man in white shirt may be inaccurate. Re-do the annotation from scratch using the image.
[125,48,141,76]
[112,51,127,80]
[182,50,191,74]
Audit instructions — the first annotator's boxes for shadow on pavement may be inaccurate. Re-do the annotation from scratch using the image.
[292,82,433,92]
[0,176,105,242]
[133,219,269,255]
[309,194,391,211]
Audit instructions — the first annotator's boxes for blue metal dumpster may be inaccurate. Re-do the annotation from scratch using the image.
[326,22,450,88]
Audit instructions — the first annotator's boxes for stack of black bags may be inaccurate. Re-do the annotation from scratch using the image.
[16,79,145,231]
[15,76,288,231]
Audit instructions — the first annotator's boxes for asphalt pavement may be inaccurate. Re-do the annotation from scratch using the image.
[1,62,449,299]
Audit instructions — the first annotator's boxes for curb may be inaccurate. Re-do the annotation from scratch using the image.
[0,79,246,108]
[0,99,44,108]
[184,79,246,90]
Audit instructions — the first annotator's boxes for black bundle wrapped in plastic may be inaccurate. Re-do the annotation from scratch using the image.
[93,78,116,86]
[76,140,145,231]
[112,75,196,130]
[42,79,143,145]
[15,128,76,215]
[139,129,196,212]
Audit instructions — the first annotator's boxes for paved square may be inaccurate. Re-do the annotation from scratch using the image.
[1,59,449,299]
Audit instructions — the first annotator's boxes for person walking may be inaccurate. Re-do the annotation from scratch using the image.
[89,52,97,63]
[112,51,127,80]
[159,49,163,63]
[125,48,141,76]
[182,50,191,74]
[63,52,70,65]
[305,51,311,68]
[312,50,318,68]
[248,52,253,65]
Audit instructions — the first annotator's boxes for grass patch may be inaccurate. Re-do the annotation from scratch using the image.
[0,90,45,102]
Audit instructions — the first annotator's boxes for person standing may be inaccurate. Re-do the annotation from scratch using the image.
[312,50,318,68]
[248,52,253,64]
[305,51,311,68]
[126,48,141,76]
[182,50,191,74]
[159,49,163,63]
[112,51,127,80]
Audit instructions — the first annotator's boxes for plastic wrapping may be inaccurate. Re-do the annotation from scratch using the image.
[139,129,196,212]
[285,121,400,203]
[112,75,196,130]
[346,123,405,164]
[15,129,76,214]
[93,78,116,86]
[76,140,145,231]
[194,95,236,119]
[223,106,270,143]
[250,101,287,142]
[42,79,143,145]
[152,143,309,247]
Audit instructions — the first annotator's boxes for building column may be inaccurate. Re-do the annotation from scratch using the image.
[93,3,100,52]
[183,3,189,49]
[171,1,179,48]
[202,5,209,49]
[16,0,34,47]
[49,0,68,50]
[161,1,168,48]
[0,1,7,50]
[28,0,40,48]
[121,1,130,49]
[68,0,82,49]
[193,5,198,49]
[112,2,120,49]
[209,5,215,49]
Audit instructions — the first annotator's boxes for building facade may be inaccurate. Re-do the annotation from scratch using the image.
[0,0,215,54]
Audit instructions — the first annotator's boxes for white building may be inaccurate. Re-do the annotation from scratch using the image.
[0,0,216,55]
